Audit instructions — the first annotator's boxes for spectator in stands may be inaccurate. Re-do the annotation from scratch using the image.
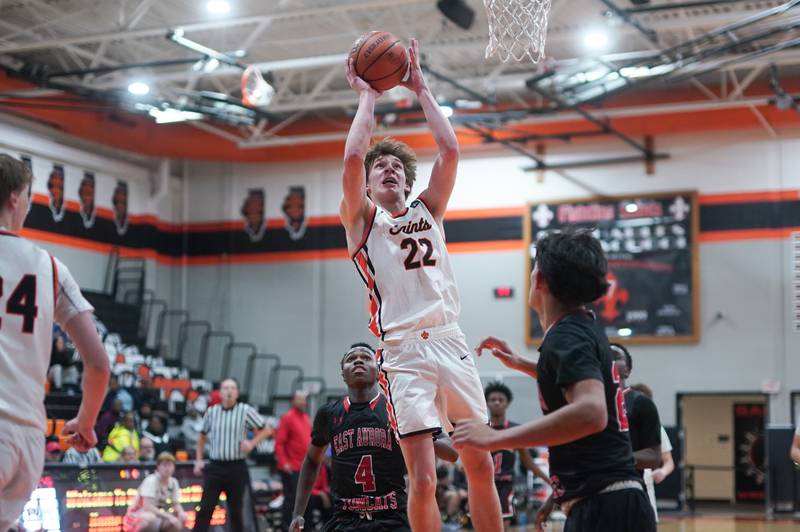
[139,403,153,432]
[207,383,221,408]
[121,445,139,463]
[124,451,187,532]
[96,398,123,446]
[45,440,63,463]
[180,406,203,455]
[103,411,140,462]
[48,334,80,392]
[102,374,139,412]
[143,416,170,455]
[63,445,102,466]
[140,438,156,462]
[192,389,209,414]
[275,390,311,530]
[138,376,161,410]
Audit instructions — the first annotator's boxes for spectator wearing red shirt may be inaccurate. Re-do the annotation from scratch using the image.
[276,391,311,530]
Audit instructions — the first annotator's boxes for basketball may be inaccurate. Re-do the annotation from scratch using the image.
[350,31,409,92]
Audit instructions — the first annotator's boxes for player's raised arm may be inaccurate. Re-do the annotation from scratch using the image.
[340,56,379,236]
[402,39,459,222]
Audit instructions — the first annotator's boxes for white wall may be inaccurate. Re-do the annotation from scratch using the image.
[181,130,800,425]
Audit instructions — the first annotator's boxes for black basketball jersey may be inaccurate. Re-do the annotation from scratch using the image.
[536,311,639,503]
[311,394,407,515]
[490,420,518,482]
[623,388,662,455]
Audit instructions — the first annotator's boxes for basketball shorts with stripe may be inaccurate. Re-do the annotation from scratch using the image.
[376,323,488,438]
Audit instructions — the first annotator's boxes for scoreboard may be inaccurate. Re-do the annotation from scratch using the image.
[20,463,228,531]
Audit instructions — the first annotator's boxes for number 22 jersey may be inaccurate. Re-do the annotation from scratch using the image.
[351,197,459,341]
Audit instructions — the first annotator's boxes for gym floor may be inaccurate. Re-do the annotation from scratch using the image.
[533,516,800,531]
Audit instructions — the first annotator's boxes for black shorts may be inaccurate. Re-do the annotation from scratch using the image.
[495,480,514,518]
[564,488,656,532]
[322,511,410,532]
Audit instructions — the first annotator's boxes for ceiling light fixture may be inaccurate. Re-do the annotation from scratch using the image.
[127,81,150,96]
[583,31,609,49]
[206,0,230,15]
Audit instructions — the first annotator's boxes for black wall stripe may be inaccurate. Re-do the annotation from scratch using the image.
[23,200,800,259]
[700,200,800,232]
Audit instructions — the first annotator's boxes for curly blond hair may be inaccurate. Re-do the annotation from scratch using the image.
[364,138,417,199]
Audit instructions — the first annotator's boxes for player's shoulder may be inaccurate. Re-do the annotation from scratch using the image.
[317,398,345,418]
[1,232,50,262]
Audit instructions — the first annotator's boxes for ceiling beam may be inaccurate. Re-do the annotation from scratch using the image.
[0,0,431,54]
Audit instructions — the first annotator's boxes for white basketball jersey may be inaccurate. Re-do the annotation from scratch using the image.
[352,197,460,341]
[0,230,91,431]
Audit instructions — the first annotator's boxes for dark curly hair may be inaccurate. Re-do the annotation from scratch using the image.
[533,228,610,307]
[484,381,513,403]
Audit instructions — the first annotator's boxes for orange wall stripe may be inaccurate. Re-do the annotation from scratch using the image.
[446,240,525,253]
[445,206,526,220]
[698,227,800,242]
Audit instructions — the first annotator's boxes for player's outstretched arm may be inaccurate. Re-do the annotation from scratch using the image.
[290,445,326,531]
[518,448,550,484]
[402,39,459,221]
[475,336,539,379]
[452,379,607,451]
[341,56,378,236]
[61,311,110,451]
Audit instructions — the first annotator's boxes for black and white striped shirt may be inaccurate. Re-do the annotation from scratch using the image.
[201,402,265,461]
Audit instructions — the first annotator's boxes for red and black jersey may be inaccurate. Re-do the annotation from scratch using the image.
[311,394,407,515]
[490,420,518,482]
[623,387,662,475]
[536,311,640,503]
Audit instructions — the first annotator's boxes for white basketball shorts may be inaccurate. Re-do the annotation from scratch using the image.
[376,323,488,438]
[0,416,45,530]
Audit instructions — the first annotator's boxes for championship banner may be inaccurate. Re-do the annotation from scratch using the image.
[733,402,766,503]
[525,191,699,345]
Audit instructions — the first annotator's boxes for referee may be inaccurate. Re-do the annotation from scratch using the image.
[194,378,273,532]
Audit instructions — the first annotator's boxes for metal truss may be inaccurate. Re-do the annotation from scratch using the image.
[0,0,798,153]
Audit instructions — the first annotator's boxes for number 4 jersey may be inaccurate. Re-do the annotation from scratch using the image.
[0,230,92,431]
[310,394,407,516]
[351,197,459,341]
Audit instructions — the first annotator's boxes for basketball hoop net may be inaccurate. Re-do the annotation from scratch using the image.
[241,65,275,107]
[484,0,552,63]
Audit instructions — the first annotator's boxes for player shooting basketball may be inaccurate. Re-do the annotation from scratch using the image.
[340,39,503,531]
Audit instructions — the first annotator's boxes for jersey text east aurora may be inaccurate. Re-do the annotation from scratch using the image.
[311,395,407,514]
